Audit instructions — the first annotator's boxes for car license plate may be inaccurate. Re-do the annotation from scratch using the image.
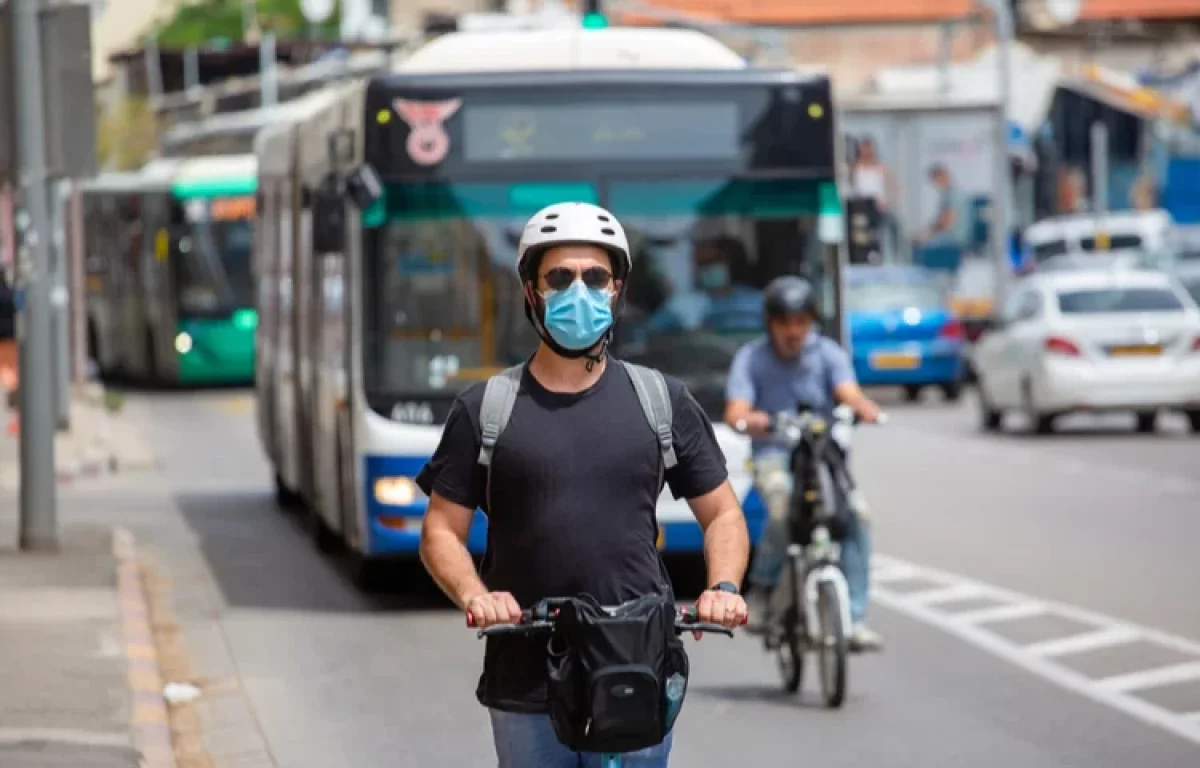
[1108,344,1162,357]
[870,351,921,370]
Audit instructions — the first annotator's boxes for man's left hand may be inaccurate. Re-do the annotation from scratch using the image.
[696,587,748,633]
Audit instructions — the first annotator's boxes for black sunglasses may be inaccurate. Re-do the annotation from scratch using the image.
[540,266,614,292]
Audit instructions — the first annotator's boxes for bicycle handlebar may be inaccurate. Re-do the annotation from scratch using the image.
[466,604,737,639]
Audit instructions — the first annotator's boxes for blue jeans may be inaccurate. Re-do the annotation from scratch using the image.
[490,710,673,767]
[746,452,872,624]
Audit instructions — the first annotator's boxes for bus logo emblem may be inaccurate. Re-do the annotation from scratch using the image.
[393,99,462,166]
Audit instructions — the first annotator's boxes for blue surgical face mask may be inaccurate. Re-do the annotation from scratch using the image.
[697,263,729,291]
[541,280,614,351]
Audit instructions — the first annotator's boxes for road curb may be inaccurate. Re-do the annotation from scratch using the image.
[113,527,178,768]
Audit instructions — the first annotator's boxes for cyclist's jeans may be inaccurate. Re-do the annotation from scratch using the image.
[490,710,673,767]
[747,452,872,624]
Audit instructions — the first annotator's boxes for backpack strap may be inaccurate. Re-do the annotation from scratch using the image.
[619,361,677,493]
[477,364,524,470]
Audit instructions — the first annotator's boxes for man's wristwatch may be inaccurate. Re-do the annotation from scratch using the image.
[734,418,748,435]
[709,581,740,595]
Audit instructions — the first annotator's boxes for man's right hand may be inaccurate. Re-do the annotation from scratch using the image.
[744,411,772,438]
[464,591,522,628]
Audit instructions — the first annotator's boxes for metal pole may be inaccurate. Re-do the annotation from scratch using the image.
[68,183,86,386]
[13,0,58,551]
[51,180,69,429]
[988,0,1014,311]
[184,47,200,95]
[144,36,163,102]
[260,33,278,107]
[1090,120,1109,216]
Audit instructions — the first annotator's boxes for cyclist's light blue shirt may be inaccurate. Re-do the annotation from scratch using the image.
[725,331,855,458]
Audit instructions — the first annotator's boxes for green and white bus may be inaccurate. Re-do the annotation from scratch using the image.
[255,24,844,588]
[82,154,258,384]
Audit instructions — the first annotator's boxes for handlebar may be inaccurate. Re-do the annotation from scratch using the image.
[466,603,738,639]
[767,405,887,437]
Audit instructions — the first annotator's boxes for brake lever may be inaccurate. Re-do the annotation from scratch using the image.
[677,622,735,637]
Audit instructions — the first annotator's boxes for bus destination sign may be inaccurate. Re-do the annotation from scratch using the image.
[462,103,741,163]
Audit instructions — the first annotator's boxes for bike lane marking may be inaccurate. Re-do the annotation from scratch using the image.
[871,554,1200,749]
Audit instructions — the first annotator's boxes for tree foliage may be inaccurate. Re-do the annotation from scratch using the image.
[154,0,342,48]
[96,98,160,171]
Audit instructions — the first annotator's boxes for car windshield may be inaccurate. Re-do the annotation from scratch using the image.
[362,177,833,418]
[1056,287,1184,314]
[846,280,943,312]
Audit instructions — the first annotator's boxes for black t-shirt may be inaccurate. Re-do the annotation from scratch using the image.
[415,359,729,713]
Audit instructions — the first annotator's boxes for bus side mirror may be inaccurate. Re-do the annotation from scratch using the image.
[344,164,383,210]
[312,182,346,255]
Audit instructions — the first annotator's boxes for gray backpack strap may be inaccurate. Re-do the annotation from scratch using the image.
[477,364,524,469]
[620,362,678,494]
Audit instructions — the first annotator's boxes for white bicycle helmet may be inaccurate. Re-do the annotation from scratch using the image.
[516,202,632,280]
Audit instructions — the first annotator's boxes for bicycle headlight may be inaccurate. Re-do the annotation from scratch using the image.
[373,476,425,507]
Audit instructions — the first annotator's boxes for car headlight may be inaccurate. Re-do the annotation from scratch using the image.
[373,476,425,507]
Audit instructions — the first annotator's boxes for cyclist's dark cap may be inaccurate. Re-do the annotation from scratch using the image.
[764,275,817,318]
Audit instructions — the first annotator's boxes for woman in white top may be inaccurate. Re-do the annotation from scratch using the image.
[850,137,897,211]
[849,136,900,261]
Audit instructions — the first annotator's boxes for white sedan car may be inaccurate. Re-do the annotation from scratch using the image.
[972,268,1200,435]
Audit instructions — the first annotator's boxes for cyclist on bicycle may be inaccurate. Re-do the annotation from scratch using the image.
[416,202,750,767]
[723,275,885,651]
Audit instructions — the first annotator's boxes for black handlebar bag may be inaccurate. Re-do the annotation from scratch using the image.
[544,587,689,754]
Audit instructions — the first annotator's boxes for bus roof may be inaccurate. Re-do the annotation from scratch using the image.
[253,83,357,172]
[162,101,320,147]
[396,26,747,74]
[80,171,150,194]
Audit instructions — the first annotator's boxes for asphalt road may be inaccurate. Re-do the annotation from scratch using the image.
[120,387,1200,767]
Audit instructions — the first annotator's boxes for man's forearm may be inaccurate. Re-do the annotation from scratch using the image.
[702,508,750,587]
[419,528,488,609]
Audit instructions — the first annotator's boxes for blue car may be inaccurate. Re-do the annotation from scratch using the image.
[846,265,967,402]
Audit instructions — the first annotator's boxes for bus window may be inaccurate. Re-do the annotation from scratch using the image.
[609,177,826,419]
[175,213,255,316]
[363,181,598,397]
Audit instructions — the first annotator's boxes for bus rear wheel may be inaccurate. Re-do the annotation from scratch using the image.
[274,473,302,510]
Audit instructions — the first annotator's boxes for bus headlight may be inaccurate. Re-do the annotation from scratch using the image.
[374,476,424,507]
[175,332,193,355]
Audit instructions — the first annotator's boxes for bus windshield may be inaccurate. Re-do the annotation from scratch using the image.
[363,178,832,418]
[176,213,254,316]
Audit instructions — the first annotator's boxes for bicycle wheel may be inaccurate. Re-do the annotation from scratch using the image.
[816,580,847,708]
[776,558,804,693]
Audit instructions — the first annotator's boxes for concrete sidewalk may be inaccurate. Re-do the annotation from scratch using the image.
[0,522,142,767]
[0,384,157,490]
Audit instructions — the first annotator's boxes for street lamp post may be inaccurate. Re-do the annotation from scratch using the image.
[985,0,1015,311]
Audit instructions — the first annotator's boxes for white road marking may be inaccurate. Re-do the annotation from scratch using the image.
[952,602,1048,626]
[872,554,1200,748]
[1096,662,1200,694]
[905,583,991,606]
[1026,626,1144,658]
[871,564,919,583]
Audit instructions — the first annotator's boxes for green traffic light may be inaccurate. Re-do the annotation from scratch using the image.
[582,12,608,29]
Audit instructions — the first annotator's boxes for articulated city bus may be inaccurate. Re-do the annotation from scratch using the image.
[254,25,844,589]
[82,155,258,384]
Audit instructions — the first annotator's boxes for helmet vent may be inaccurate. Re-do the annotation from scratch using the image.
[540,225,558,233]
[545,213,560,220]
[600,228,616,236]
[597,214,611,222]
